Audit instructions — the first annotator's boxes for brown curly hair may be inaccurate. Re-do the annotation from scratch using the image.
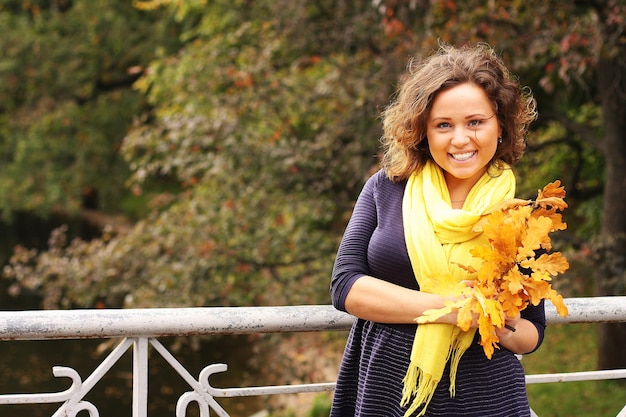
[380,43,537,182]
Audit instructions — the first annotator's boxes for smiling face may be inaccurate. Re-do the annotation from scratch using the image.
[426,82,501,196]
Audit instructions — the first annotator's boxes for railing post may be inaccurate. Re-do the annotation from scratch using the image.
[133,337,149,417]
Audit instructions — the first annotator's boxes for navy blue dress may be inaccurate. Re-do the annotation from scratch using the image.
[330,170,546,417]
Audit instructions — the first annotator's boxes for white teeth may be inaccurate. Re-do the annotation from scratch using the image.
[451,151,475,161]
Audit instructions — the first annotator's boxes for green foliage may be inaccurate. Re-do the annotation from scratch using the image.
[516,104,605,238]
[307,394,332,417]
[524,323,626,417]
[3,0,392,308]
[1,91,141,215]
[0,0,185,219]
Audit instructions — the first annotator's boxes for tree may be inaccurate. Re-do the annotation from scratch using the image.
[0,0,185,219]
[3,0,394,308]
[382,0,626,371]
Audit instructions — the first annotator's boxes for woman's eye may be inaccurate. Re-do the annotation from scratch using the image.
[468,119,481,128]
[438,122,451,129]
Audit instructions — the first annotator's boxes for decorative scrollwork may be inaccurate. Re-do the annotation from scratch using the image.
[176,391,211,417]
[55,399,99,417]
[200,364,230,397]
[172,363,232,416]
[0,365,100,416]
[0,365,80,405]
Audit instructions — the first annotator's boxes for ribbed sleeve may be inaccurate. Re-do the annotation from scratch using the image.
[330,170,417,313]
[330,172,379,312]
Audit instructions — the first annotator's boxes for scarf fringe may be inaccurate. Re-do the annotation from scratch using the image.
[448,343,464,397]
[401,367,437,417]
[401,340,470,417]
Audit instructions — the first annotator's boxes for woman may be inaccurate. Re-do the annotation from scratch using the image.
[330,43,542,417]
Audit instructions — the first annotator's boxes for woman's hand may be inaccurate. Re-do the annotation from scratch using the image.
[495,313,521,342]
[428,281,480,327]
[494,313,540,354]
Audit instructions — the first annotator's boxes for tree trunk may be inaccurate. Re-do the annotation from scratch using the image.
[594,53,626,370]
[593,232,626,370]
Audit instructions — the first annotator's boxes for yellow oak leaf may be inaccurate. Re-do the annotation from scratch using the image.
[415,301,458,324]
[499,292,526,316]
[534,196,569,211]
[456,299,476,332]
[521,278,552,306]
[488,221,521,261]
[477,313,498,359]
[482,198,532,216]
[482,298,504,328]
[471,245,509,270]
[520,252,570,276]
[503,267,524,294]
[518,216,553,258]
[531,208,567,232]
[452,262,477,274]
[537,180,567,200]
[549,292,569,317]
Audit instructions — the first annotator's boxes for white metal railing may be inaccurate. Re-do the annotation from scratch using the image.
[0,297,624,416]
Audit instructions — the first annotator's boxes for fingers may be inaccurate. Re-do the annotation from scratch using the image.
[505,313,521,327]
[495,313,521,339]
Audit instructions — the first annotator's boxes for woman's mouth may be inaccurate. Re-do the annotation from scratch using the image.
[450,151,476,161]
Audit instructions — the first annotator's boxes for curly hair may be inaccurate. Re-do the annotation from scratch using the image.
[380,43,537,182]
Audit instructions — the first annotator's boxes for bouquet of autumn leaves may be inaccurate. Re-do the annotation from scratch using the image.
[418,181,570,359]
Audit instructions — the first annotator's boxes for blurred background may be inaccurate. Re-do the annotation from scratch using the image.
[0,0,624,415]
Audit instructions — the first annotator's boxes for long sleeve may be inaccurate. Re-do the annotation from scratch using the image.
[330,170,416,313]
[520,300,546,353]
[330,173,380,312]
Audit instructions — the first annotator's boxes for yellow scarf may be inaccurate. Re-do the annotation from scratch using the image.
[401,160,515,416]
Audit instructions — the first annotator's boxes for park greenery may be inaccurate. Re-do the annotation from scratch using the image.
[1,0,625,393]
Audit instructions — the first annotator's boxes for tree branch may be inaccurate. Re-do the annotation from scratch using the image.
[526,136,604,200]
[538,109,604,153]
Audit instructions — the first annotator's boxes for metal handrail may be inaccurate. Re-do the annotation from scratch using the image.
[0,296,624,340]
[0,296,624,417]
[0,304,354,340]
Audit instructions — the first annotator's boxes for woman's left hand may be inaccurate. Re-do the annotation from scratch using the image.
[495,313,521,344]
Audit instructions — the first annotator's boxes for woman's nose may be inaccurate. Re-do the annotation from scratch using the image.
[450,128,471,146]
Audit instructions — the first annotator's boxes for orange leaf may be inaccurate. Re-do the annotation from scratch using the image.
[537,180,566,199]
[518,216,553,257]
[549,292,569,317]
[452,262,477,274]
[477,313,498,359]
[520,252,570,276]
[503,267,524,294]
[483,198,532,216]
[416,302,456,324]
[456,299,476,332]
